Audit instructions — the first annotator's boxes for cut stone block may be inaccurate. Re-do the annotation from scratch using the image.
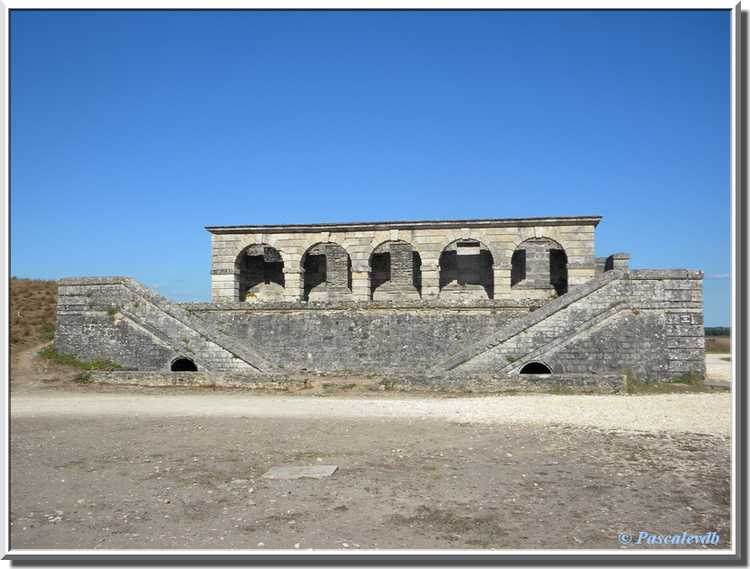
[261,465,338,480]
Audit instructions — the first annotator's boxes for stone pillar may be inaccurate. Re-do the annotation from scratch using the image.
[283,267,302,302]
[493,266,511,298]
[523,240,554,290]
[421,261,440,299]
[390,242,415,288]
[211,269,238,303]
[606,252,630,272]
[326,244,350,291]
[351,268,370,301]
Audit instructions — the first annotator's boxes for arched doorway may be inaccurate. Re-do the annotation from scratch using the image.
[511,238,568,296]
[236,244,285,302]
[438,239,494,299]
[301,242,352,301]
[370,240,421,300]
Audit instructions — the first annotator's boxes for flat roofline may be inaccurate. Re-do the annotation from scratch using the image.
[205,215,603,235]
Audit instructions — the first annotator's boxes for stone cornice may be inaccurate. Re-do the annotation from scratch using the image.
[205,215,603,235]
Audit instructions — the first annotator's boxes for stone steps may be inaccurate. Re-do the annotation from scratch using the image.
[433,270,623,371]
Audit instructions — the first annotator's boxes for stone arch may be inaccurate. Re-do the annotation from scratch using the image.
[438,238,494,300]
[235,244,285,303]
[511,237,568,296]
[519,361,552,375]
[300,241,353,301]
[368,240,422,300]
[231,236,294,266]
[507,231,576,261]
[170,356,198,372]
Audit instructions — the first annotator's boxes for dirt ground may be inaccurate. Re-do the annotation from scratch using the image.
[9,345,733,551]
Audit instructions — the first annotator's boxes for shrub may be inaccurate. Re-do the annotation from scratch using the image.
[705,327,731,337]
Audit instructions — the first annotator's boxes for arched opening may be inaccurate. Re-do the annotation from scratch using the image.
[301,242,352,301]
[519,361,552,375]
[511,238,568,296]
[369,240,421,300]
[438,239,494,299]
[550,248,568,296]
[511,249,526,286]
[171,357,198,372]
[236,244,285,303]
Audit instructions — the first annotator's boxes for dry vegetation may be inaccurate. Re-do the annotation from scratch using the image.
[706,336,731,354]
[10,277,57,354]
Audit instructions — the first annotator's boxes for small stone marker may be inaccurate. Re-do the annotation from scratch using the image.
[262,465,338,480]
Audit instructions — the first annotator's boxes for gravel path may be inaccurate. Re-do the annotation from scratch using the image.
[11,391,731,436]
[706,354,732,382]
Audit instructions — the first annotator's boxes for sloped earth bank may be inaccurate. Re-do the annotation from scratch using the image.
[10,346,732,551]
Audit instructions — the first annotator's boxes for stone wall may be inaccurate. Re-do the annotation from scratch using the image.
[88,370,625,394]
[54,277,270,372]
[188,303,533,373]
[451,270,704,381]
[209,217,601,303]
[54,268,704,383]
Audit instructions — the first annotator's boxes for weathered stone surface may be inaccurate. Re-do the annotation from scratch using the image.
[54,216,706,386]
[208,216,603,303]
[262,465,338,480]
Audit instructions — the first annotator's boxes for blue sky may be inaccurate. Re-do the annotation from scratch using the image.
[10,10,731,325]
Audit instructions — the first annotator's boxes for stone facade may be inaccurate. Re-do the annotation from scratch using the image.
[208,216,601,304]
[54,216,705,388]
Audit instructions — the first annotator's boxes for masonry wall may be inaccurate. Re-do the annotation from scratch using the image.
[54,277,269,372]
[210,222,598,303]
[451,270,704,381]
[54,269,704,383]
[188,305,533,373]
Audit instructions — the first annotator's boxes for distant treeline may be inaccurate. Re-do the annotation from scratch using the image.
[705,327,731,337]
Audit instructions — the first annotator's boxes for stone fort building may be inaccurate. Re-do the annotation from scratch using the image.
[55,216,705,390]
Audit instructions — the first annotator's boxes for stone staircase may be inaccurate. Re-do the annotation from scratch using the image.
[433,270,625,372]
[58,277,273,372]
[116,277,274,372]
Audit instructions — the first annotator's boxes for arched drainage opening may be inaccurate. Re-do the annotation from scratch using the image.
[519,361,552,375]
[171,357,197,372]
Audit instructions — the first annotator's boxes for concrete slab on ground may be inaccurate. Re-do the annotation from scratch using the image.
[262,465,338,480]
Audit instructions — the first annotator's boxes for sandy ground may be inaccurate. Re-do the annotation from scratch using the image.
[706,354,732,383]
[12,390,731,436]
[9,345,734,551]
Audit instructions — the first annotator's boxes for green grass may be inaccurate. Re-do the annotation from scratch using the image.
[39,346,121,371]
[75,372,93,384]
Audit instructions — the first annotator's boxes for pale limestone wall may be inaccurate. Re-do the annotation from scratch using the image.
[210,220,598,303]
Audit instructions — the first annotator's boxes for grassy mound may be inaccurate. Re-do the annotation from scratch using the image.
[10,277,57,352]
